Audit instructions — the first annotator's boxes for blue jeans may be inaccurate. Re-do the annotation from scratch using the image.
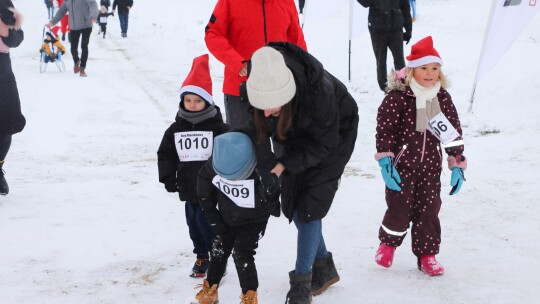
[185,201,214,258]
[118,12,129,34]
[293,212,330,274]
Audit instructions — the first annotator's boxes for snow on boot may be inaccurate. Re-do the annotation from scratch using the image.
[311,252,340,296]
[0,169,8,195]
[375,243,396,268]
[285,271,312,304]
[194,279,219,304]
[418,255,444,276]
[190,258,209,278]
[240,290,258,304]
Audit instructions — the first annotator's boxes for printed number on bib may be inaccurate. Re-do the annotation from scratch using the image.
[427,112,460,145]
[212,176,255,208]
[174,131,213,162]
[100,17,107,23]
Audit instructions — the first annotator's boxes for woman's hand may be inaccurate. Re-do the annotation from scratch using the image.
[270,162,285,177]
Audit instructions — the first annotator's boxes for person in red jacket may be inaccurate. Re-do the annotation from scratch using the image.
[204,0,307,130]
[56,0,70,41]
[373,36,467,276]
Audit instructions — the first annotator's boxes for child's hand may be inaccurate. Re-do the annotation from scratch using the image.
[378,156,402,191]
[164,178,178,193]
[449,167,465,195]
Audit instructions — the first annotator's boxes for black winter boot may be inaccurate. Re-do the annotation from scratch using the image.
[311,252,340,296]
[0,166,8,195]
[285,271,312,304]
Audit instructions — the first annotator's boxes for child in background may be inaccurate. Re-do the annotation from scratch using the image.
[157,54,229,278]
[97,6,113,38]
[373,36,467,276]
[39,30,66,62]
[193,131,280,304]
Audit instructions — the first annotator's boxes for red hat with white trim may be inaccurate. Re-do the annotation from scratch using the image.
[179,54,214,104]
[406,36,443,68]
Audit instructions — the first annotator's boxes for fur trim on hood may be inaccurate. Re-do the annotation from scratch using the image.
[386,69,408,92]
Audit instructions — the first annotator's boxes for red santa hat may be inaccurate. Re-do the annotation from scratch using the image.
[406,36,443,68]
[50,26,60,37]
[179,54,213,104]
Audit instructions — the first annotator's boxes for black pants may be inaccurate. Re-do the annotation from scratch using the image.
[370,31,406,91]
[299,0,305,13]
[0,135,11,162]
[70,27,92,68]
[224,94,253,130]
[206,221,267,293]
[100,24,107,36]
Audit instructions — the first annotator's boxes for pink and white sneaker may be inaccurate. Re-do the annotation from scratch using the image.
[375,243,396,268]
[418,255,445,276]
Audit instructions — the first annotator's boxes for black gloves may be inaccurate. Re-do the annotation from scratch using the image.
[1,28,23,48]
[403,32,412,45]
[0,7,16,26]
[164,178,178,193]
[256,168,281,217]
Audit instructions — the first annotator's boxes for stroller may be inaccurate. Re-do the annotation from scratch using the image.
[39,27,66,73]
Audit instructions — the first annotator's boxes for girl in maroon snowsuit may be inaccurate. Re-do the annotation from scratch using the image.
[373,36,467,276]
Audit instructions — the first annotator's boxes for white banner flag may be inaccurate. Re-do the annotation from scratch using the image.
[475,0,540,81]
[303,0,341,25]
[349,0,369,39]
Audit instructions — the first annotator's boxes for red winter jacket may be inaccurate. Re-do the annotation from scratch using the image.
[205,0,307,96]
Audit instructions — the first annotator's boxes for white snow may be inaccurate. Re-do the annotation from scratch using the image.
[1,0,539,303]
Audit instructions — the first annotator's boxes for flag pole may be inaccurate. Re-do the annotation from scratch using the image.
[348,0,354,82]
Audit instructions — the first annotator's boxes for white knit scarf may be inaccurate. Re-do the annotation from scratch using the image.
[409,78,442,132]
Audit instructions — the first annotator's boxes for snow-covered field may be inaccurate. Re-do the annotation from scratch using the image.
[1,0,539,303]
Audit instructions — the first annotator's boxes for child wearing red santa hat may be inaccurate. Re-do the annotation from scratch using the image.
[39,28,66,62]
[373,36,467,276]
[157,54,229,278]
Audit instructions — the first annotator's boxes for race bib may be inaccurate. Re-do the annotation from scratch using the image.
[174,131,213,162]
[100,17,108,23]
[212,176,255,208]
[427,112,460,145]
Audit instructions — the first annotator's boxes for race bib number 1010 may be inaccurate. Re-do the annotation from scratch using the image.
[174,131,213,162]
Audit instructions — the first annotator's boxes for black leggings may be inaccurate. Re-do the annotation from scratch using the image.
[0,135,12,162]
[70,27,92,68]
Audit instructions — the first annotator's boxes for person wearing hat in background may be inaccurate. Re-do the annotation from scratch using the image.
[45,0,98,77]
[357,0,412,93]
[39,29,66,62]
[204,0,307,130]
[194,131,280,304]
[157,54,229,279]
[373,36,466,276]
[0,0,25,195]
[246,42,359,304]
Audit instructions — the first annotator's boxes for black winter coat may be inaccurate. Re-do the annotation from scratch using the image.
[258,42,359,223]
[357,0,412,33]
[0,1,25,137]
[112,0,133,13]
[157,106,229,203]
[197,156,272,231]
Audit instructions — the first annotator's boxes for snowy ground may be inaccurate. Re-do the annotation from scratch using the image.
[1,0,539,303]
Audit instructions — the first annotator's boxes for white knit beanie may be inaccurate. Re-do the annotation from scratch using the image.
[246,47,296,110]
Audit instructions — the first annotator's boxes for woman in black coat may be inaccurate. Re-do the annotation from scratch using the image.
[246,42,359,303]
[0,0,25,195]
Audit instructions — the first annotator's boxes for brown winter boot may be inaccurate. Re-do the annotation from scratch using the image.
[311,252,340,296]
[194,279,219,304]
[240,290,258,304]
[73,60,80,73]
[79,67,87,77]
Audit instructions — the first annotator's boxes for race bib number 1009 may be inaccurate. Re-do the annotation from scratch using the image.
[212,176,255,208]
[427,112,460,145]
[174,131,213,162]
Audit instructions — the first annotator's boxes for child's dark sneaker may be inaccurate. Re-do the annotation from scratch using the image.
[190,258,209,278]
[418,255,444,276]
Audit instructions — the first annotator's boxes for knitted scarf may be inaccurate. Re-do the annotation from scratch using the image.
[177,104,217,125]
[409,78,442,132]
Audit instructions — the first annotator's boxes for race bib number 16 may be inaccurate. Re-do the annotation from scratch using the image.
[427,112,460,145]
[212,176,255,208]
[174,131,213,162]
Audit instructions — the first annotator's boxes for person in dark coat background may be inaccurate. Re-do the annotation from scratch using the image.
[101,0,111,11]
[112,0,133,38]
[0,0,25,195]
[157,54,229,279]
[246,42,359,304]
[357,0,412,93]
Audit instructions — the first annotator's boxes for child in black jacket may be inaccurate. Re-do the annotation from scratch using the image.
[97,6,113,38]
[157,54,229,278]
[193,131,280,304]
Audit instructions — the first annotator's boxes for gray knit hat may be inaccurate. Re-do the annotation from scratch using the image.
[246,47,296,110]
[212,132,257,181]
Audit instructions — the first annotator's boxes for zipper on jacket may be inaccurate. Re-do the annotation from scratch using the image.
[262,0,268,44]
[394,145,407,167]
[420,131,427,163]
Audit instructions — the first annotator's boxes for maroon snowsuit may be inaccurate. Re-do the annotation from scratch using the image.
[375,76,464,257]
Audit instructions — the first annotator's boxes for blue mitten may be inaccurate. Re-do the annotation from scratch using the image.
[378,156,402,191]
[449,167,465,195]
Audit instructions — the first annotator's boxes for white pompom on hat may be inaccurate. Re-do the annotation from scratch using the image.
[406,36,444,68]
[246,46,296,110]
[179,54,214,104]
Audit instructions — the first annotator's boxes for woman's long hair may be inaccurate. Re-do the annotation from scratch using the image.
[253,102,293,143]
